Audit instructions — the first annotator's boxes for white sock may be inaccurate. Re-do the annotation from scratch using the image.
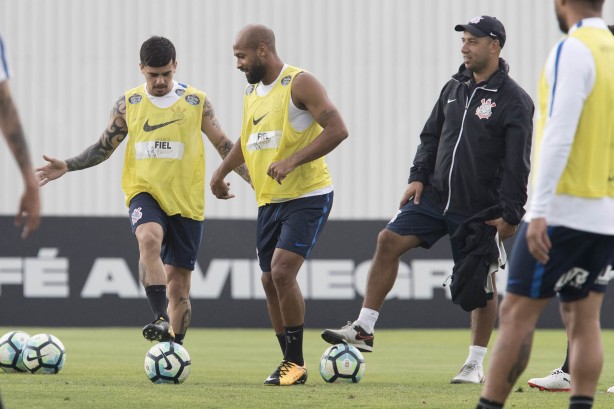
[356,308,379,334]
[465,345,487,367]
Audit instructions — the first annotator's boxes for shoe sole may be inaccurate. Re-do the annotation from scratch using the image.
[263,372,308,386]
[527,382,570,392]
[142,325,174,342]
[320,331,373,352]
[450,379,484,384]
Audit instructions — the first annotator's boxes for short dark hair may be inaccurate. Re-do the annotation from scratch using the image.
[140,36,176,67]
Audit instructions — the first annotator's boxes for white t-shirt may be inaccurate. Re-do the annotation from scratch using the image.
[0,32,11,83]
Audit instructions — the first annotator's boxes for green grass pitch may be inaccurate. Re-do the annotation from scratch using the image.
[1,327,614,408]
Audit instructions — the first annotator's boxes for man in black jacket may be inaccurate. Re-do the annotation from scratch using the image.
[322,16,534,384]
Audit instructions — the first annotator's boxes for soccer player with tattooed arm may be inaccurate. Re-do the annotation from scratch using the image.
[35,36,250,346]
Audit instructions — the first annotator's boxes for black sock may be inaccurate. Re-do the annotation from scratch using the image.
[569,396,593,409]
[476,397,504,409]
[561,342,570,373]
[174,334,185,345]
[283,324,304,366]
[276,333,286,355]
[145,285,168,321]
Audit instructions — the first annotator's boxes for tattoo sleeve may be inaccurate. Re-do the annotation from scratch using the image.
[0,82,33,172]
[214,138,251,185]
[203,98,221,130]
[66,96,128,171]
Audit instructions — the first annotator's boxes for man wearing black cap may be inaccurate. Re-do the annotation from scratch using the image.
[322,16,533,384]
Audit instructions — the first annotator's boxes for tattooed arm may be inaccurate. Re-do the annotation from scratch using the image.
[36,96,128,186]
[266,71,348,184]
[0,80,40,238]
[201,97,251,185]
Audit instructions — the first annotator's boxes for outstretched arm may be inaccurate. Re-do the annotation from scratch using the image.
[201,97,251,186]
[36,95,128,186]
[0,80,40,238]
[266,71,348,184]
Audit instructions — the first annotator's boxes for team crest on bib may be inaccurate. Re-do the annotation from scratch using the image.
[281,75,292,86]
[131,207,143,225]
[246,85,255,95]
[128,94,142,104]
[175,88,186,97]
[475,98,496,119]
[185,94,200,105]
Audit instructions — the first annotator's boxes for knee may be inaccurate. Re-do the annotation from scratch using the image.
[261,272,276,293]
[375,229,402,255]
[270,269,292,289]
[167,276,190,300]
[137,231,161,255]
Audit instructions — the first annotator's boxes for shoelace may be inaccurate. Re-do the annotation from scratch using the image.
[459,363,477,376]
[341,321,353,330]
[278,361,294,376]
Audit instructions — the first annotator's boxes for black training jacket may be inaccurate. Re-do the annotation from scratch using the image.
[409,58,534,226]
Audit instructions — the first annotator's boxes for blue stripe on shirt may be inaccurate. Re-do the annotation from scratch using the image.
[549,39,566,117]
[0,34,9,79]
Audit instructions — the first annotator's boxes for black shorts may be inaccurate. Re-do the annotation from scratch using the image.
[128,192,203,270]
[386,195,467,262]
[256,192,333,273]
[506,222,614,302]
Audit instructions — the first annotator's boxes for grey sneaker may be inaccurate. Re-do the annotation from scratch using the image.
[321,321,374,352]
[451,361,485,384]
[527,368,571,392]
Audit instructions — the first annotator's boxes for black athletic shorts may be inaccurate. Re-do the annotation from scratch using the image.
[128,192,203,270]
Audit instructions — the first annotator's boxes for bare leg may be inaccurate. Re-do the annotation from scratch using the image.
[481,293,548,403]
[135,222,166,287]
[270,249,305,327]
[262,271,284,334]
[166,266,192,336]
[362,229,421,310]
[560,291,604,398]
[471,273,498,347]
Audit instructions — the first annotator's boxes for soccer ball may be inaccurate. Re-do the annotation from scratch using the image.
[0,331,30,372]
[22,333,66,374]
[320,343,366,383]
[144,342,191,384]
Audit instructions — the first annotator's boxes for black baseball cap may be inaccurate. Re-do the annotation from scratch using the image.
[455,16,506,48]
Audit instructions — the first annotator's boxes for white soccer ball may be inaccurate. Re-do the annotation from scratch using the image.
[320,343,366,383]
[22,333,66,374]
[0,331,31,372]
[144,342,191,384]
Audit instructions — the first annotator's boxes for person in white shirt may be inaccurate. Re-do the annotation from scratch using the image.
[477,2,614,409]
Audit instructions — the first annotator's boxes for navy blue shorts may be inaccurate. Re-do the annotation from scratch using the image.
[386,195,467,262]
[256,192,333,272]
[506,222,614,302]
[128,192,203,270]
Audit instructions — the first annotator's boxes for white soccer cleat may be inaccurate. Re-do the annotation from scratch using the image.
[527,368,571,392]
[607,385,614,393]
[321,321,374,353]
[450,361,485,384]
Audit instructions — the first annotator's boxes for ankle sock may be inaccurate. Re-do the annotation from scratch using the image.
[276,333,287,355]
[357,308,379,334]
[283,324,304,366]
[476,397,504,409]
[145,285,168,321]
[465,345,487,367]
[569,395,593,409]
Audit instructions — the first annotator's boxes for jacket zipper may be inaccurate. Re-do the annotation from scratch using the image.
[443,85,497,215]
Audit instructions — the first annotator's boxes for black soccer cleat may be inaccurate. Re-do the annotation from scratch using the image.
[142,317,176,342]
